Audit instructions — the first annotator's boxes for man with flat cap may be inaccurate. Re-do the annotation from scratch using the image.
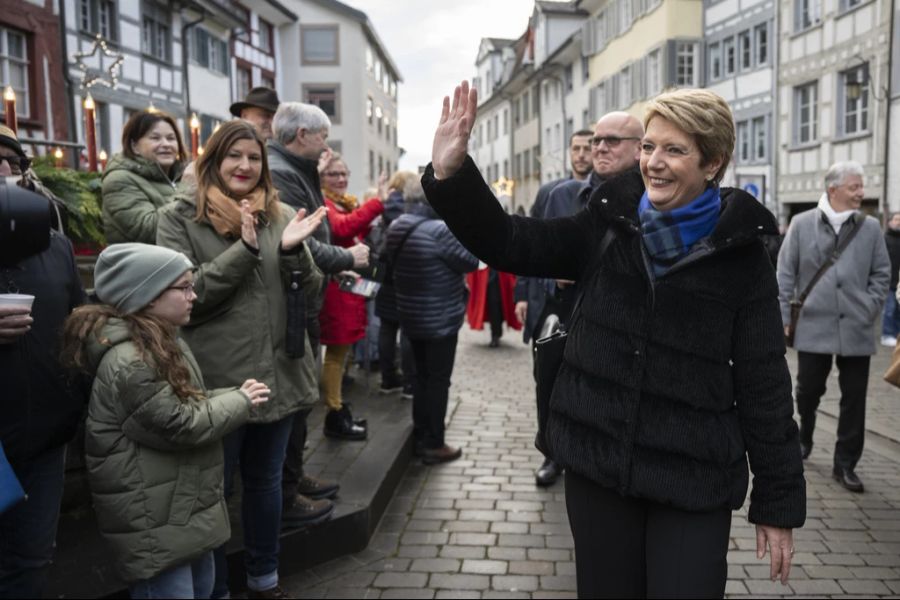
[230,86,280,141]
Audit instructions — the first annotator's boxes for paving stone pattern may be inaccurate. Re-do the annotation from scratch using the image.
[277,329,900,599]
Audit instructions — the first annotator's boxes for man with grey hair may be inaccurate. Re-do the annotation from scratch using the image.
[268,102,369,528]
[777,160,890,493]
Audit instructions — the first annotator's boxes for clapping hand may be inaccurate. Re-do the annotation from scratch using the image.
[432,80,478,179]
[240,200,258,250]
[281,206,327,252]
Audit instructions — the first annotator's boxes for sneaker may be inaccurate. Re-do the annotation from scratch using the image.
[282,494,335,529]
[421,444,462,465]
[247,585,290,599]
[881,335,897,347]
[296,474,339,500]
[401,384,414,399]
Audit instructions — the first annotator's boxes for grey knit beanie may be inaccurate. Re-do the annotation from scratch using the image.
[94,243,194,314]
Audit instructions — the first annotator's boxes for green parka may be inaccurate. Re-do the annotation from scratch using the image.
[84,318,251,582]
[101,153,182,244]
[156,191,322,422]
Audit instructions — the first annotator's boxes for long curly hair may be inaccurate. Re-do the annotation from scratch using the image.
[61,304,205,402]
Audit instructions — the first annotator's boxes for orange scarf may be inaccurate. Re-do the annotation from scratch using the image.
[204,186,268,238]
[323,187,358,212]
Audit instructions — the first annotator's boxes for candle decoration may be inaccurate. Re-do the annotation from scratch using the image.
[190,113,200,160]
[3,86,16,134]
[54,147,64,168]
[84,94,98,172]
[99,149,108,171]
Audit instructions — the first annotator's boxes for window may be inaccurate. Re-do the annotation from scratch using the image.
[262,74,275,89]
[258,19,273,54]
[752,116,767,160]
[794,0,821,32]
[523,149,531,177]
[366,48,374,72]
[378,155,383,179]
[383,115,390,140]
[95,100,111,154]
[554,124,561,151]
[618,66,632,107]
[565,64,574,93]
[533,145,540,173]
[839,65,869,136]
[737,121,750,163]
[389,80,397,99]
[793,82,818,144]
[80,0,117,40]
[366,96,373,125]
[369,150,375,180]
[0,27,29,118]
[544,81,550,105]
[305,85,340,123]
[739,31,752,70]
[513,101,520,127]
[620,0,634,31]
[301,25,338,65]
[646,49,661,96]
[723,37,736,76]
[532,85,540,118]
[708,42,721,80]
[236,65,251,95]
[375,60,382,82]
[840,0,864,11]
[142,1,171,62]
[375,105,383,134]
[192,28,228,75]
[582,108,590,128]
[503,160,508,178]
[565,118,574,147]
[754,23,769,65]
[514,153,521,179]
[199,113,217,145]
[582,56,590,83]
[675,42,698,86]
[523,93,530,122]
[503,108,508,135]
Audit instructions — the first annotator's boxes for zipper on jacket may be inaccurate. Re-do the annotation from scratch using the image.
[153,161,177,189]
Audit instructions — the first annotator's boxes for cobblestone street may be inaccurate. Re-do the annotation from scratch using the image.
[279,327,900,599]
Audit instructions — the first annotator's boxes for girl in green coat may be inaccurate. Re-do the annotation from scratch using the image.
[61,243,271,598]
[101,110,186,244]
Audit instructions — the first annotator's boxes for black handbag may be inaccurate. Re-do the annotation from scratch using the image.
[533,227,617,456]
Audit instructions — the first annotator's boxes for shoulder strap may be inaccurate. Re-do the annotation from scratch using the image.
[798,215,865,303]
[562,226,617,332]
[390,218,428,264]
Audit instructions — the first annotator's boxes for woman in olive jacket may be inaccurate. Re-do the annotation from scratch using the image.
[101,110,185,244]
[156,120,325,599]
[61,243,271,598]
[423,83,805,598]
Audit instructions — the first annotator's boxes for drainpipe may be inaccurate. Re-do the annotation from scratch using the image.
[181,9,206,122]
[57,0,79,163]
[882,0,895,225]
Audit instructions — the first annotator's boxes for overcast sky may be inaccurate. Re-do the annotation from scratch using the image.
[356,0,536,172]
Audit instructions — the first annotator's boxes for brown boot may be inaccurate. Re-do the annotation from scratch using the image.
[247,585,289,599]
[422,444,462,465]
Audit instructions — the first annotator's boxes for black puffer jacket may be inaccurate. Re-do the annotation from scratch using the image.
[385,202,478,340]
[374,190,407,322]
[0,232,86,464]
[423,157,805,528]
[885,229,900,290]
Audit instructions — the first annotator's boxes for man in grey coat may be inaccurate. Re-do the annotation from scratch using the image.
[777,161,890,493]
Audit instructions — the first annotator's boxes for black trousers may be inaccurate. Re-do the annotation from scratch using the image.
[487,270,503,339]
[410,334,458,449]
[378,317,415,384]
[795,351,870,470]
[565,470,731,599]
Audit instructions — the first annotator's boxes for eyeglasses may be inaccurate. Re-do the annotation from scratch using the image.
[166,282,195,298]
[0,155,31,175]
[323,171,350,179]
[589,136,641,148]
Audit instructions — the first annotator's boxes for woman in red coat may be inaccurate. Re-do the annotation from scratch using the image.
[319,153,385,440]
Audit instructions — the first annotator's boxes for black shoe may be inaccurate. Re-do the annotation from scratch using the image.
[489,337,500,348]
[324,407,367,441]
[379,376,403,394]
[282,494,335,529]
[800,441,812,460]
[342,402,367,427]
[295,474,339,500]
[535,458,561,487]
[401,384,414,399]
[833,467,864,493]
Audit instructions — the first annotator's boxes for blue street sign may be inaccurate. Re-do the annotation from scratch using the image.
[743,183,760,198]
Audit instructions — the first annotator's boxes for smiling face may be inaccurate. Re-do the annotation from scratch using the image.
[321,159,350,194]
[132,120,179,169]
[145,271,196,326]
[219,138,263,198]
[640,116,722,211]
[827,174,865,212]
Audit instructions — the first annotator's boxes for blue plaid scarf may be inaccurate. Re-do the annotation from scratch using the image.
[638,186,721,278]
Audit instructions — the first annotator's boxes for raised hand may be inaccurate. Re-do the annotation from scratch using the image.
[240,200,258,250]
[317,147,334,175]
[432,80,478,179]
[281,206,327,252]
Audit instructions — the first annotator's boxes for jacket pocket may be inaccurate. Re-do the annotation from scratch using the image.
[168,464,200,526]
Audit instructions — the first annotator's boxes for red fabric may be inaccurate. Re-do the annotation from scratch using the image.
[318,197,385,345]
[465,268,522,331]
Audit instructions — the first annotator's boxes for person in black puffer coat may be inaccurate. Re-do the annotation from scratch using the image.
[881,212,900,345]
[422,82,805,599]
[385,178,478,465]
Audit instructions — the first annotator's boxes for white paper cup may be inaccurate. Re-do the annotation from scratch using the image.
[0,294,35,310]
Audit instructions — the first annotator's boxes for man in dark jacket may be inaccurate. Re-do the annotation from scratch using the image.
[268,102,368,527]
[882,212,900,346]
[0,185,85,598]
[514,115,642,487]
[386,179,478,465]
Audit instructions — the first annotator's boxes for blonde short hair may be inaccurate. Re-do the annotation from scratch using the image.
[388,170,417,192]
[643,88,735,184]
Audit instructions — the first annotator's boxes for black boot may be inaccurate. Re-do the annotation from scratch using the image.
[324,406,367,441]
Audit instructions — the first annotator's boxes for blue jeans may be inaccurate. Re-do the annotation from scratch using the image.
[883,289,900,337]
[213,417,294,596]
[129,551,214,599]
[0,444,66,599]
